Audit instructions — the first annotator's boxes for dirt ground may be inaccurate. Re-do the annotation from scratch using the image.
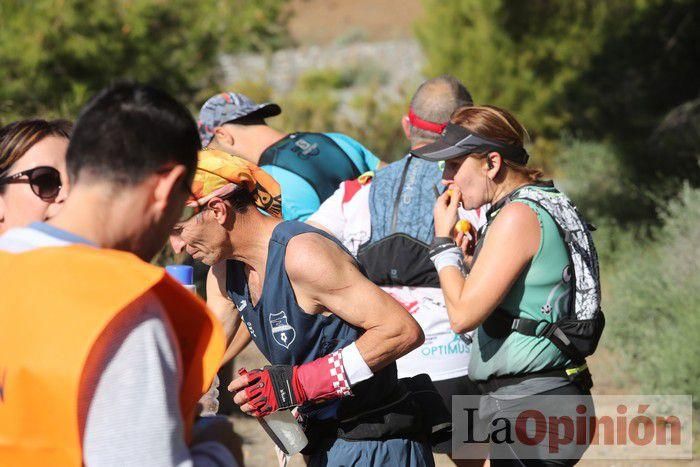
[225,341,697,467]
[287,0,424,46]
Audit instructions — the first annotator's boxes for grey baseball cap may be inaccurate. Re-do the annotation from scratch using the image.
[411,123,529,165]
[197,92,281,147]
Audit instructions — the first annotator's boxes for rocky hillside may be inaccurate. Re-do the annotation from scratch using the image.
[220,39,424,98]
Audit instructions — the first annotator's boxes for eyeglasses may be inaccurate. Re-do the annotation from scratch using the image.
[0,166,62,200]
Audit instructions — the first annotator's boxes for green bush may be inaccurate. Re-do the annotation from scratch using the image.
[0,0,290,121]
[416,0,617,139]
[228,80,276,105]
[277,93,340,136]
[416,0,700,215]
[416,0,700,142]
[555,139,656,225]
[232,68,413,162]
[605,185,700,404]
[296,69,350,91]
[338,85,409,162]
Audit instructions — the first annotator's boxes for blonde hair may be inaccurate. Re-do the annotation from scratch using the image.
[450,105,544,183]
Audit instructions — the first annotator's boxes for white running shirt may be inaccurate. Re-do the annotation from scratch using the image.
[308,179,488,381]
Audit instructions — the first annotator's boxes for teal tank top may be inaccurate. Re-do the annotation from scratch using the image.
[470,189,572,381]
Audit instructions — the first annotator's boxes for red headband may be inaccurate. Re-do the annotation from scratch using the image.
[408,108,447,134]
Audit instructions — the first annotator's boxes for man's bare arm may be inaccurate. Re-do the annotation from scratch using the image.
[286,233,424,371]
[206,262,241,354]
[229,233,424,416]
[221,324,252,365]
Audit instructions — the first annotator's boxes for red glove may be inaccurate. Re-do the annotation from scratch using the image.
[239,349,352,417]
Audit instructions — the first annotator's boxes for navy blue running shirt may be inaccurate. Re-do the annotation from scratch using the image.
[226,221,365,366]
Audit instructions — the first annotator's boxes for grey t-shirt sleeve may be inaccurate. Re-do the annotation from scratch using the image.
[81,292,235,467]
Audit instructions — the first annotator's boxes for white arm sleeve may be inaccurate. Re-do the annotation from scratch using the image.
[341,342,373,386]
[81,292,234,467]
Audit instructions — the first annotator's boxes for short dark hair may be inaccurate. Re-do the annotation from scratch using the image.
[227,188,256,213]
[67,82,200,185]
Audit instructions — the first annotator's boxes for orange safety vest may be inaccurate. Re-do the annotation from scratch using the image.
[0,245,225,466]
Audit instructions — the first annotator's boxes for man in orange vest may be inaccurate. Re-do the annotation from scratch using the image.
[0,83,233,466]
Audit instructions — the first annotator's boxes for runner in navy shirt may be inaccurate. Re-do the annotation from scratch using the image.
[170,151,437,466]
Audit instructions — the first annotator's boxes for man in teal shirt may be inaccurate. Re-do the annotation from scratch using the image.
[198,92,380,220]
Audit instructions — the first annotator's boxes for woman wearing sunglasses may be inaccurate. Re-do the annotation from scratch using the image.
[412,105,602,466]
[0,119,72,234]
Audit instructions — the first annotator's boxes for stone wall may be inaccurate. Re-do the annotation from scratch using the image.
[220,39,424,97]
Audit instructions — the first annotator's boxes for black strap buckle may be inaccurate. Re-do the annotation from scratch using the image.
[538,321,557,338]
[511,318,555,337]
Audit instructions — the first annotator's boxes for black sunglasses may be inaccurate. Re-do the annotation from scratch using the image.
[0,166,62,200]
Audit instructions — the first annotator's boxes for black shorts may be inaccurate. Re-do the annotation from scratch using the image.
[485,383,593,467]
[432,374,481,454]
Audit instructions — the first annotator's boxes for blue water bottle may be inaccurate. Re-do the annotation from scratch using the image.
[165,265,196,294]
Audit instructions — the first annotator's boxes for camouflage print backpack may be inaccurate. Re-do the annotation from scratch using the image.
[477,182,605,366]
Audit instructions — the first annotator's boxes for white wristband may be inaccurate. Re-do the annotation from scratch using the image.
[340,342,373,386]
[431,246,466,275]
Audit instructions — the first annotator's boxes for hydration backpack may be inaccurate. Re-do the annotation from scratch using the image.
[356,155,442,287]
[259,132,362,202]
[478,183,605,365]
